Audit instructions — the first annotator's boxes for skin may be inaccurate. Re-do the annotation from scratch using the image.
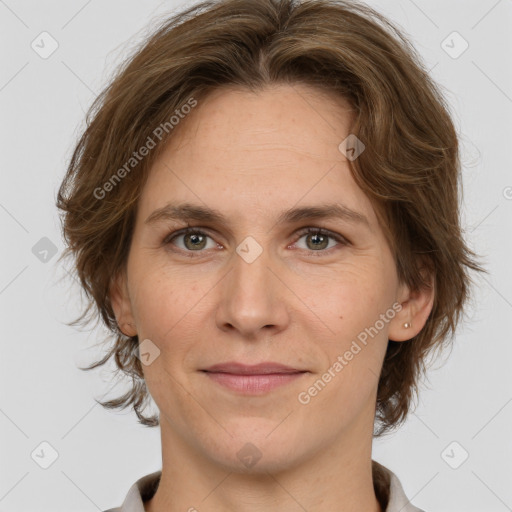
[110,83,434,512]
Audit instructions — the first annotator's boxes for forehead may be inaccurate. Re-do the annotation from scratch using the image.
[169,83,355,153]
[137,83,378,229]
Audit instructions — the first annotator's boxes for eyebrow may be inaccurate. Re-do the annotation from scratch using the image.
[145,202,371,230]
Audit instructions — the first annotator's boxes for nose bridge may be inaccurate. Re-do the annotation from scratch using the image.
[217,233,287,334]
[231,234,276,299]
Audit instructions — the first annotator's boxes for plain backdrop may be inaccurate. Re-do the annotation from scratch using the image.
[1,0,511,511]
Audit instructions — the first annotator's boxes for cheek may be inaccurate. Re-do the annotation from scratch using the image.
[131,271,205,411]
[130,260,201,332]
[128,267,205,383]
[300,285,392,424]
[296,259,394,398]
[295,257,394,334]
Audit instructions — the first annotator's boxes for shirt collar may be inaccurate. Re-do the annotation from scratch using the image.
[105,461,424,512]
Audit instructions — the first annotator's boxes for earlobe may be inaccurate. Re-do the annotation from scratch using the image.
[388,272,435,342]
[109,270,138,337]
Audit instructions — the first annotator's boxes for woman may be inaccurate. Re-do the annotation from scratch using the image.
[56,0,483,510]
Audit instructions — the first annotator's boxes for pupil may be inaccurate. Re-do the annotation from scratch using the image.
[310,233,327,249]
[187,233,204,249]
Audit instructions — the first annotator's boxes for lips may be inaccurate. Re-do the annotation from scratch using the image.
[201,362,308,394]
[202,361,305,375]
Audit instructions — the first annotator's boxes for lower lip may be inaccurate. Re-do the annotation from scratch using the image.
[203,371,306,394]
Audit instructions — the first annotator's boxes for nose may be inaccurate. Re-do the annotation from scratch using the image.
[214,240,290,340]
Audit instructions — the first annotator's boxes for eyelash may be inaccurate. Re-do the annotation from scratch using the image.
[162,226,349,257]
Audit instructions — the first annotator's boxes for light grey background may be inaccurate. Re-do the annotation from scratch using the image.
[1,0,511,511]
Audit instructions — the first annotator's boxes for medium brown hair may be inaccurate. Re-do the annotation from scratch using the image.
[56,0,484,435]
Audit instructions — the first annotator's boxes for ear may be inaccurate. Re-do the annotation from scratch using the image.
[109,269,137,337]
[388,268,435,342]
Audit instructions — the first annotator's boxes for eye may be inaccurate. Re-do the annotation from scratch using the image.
[163,227,219,255]
[162,226,348,257]
[292,227,348,255]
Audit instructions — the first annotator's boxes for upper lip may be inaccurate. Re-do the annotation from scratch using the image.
[202,362,306,375]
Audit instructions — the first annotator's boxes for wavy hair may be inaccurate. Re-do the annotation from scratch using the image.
[56,0,484,435]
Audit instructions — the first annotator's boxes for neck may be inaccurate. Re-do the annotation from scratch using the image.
[144,404,383,512]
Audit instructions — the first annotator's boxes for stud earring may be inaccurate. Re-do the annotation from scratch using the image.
[403,322,411,329]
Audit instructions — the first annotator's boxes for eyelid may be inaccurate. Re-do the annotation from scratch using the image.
[292,226,350,247]
[162,225,221,246]
[162,225,350,255]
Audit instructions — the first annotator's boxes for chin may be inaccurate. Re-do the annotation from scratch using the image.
[202,422,310,474]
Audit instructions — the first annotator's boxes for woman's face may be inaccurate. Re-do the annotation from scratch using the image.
[112,83,426,473]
